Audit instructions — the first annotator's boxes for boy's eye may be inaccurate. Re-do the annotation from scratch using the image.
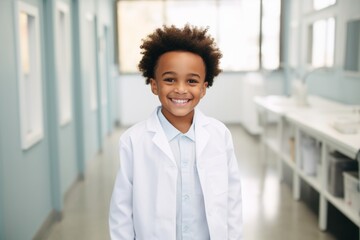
[163,78,175,83]
[188,79,199,84]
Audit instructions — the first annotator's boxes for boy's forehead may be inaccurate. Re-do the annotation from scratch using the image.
[154,51,206,76]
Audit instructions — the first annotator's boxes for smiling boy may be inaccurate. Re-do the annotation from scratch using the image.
[150,51,207,133]
[109,25,243,240]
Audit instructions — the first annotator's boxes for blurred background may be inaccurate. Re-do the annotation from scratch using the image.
[0,0,359,239]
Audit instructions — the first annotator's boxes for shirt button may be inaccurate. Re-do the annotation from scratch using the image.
[183,194,190,201]
[183,225,189,232]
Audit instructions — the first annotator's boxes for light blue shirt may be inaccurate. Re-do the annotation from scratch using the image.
[157,109,210,240]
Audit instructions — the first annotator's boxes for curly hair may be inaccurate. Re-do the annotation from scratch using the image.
[138,24,222,88]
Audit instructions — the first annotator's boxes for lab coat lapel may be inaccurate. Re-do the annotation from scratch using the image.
[146,108,177,167]
[194,109,210,211]
[194,109,210,161]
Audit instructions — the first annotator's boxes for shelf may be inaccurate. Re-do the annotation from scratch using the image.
[255,95,360,236]
[298,170,321,192]
[265,138,279,154]
[281,153,296,170]
[324,191,360,227]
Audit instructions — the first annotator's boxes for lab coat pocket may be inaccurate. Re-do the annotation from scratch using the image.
[207,154,228,195]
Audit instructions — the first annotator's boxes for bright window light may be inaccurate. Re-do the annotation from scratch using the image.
[16,1,44,149]
[117,0,162,73]
[309,18,335,68]
[85,15,98,111]
[313,0,336,10]
[117,0,281,72]
[56,2,72,126]
[261,0,281,70]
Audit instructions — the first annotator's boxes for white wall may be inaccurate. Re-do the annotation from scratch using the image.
[118,74,159,126]
[198,73,243,123]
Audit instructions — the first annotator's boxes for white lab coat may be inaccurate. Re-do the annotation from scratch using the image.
[109,107,242,240]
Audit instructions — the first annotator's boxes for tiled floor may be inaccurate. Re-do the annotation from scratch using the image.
[44,124,340,240]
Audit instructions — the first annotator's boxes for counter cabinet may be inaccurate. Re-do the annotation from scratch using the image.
[254,95,360,238]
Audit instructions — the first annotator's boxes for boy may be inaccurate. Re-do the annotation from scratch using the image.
[109,25,242,240]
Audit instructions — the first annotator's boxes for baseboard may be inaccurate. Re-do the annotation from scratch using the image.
[32,210,62,240]
[33,173,84,240]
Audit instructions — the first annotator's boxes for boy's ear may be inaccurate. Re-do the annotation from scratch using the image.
[150,78,158,95]
[200,81,208,98]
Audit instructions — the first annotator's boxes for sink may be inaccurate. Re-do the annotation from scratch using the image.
[332,116,359,134]
[266,95,309,108]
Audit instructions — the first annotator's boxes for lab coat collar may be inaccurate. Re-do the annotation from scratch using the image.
[146,106,210,166]
[146,107,177,166]
[157,108,181,141]
[157,107,195,142]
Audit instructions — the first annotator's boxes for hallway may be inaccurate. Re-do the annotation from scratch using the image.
[43,125,338,240]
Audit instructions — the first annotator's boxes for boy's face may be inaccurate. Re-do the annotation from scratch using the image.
[150,51,207,124]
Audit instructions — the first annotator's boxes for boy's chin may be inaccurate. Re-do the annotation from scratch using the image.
[163,108,195,118]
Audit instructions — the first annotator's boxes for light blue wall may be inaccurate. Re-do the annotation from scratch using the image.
[71,0,86,177]
[0,142,4,240]
[42,0,78,204]
[306,74,360,104]
[285,0,360,105]
[0,126,4,240]
[78,0,115,163]
[0,0,118,239]
[0,1,6,237]
[0,0,53,239]
[78,0,101,164]
[96,0,117,137]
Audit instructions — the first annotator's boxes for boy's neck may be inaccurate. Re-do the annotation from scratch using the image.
[161,108,194,134]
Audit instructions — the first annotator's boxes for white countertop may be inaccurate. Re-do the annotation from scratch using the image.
[254,95,360,159]
[254,95,353,115]
[286,110,360,159]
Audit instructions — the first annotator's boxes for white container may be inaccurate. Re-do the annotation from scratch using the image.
[292,79,308,107]
[301,134,320,176]
[333,116,358,134]
[343,171,360,217]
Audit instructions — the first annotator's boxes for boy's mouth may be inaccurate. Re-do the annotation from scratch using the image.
[171,98,190,104]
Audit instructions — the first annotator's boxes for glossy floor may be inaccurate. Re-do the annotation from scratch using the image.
[44,125,340,240]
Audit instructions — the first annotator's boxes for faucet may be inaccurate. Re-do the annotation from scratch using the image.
[301,67,330,84]
[292,67,330,107]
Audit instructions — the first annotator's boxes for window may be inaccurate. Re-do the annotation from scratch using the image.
[218,0,261,71]
[55,1,72,126]
[116,1,162,73]
[308,18,335,68]
[116,0,281,72]
[85,14,98,111]
[261,0,281,70]
[15,1,44,150]
[344,19,360,73]
[313,0,336,10]
[99,27,109,106]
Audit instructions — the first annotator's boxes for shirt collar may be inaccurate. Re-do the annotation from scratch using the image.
[157,107,195,141]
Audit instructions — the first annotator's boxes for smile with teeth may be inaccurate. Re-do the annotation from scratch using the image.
[171,98,190,104]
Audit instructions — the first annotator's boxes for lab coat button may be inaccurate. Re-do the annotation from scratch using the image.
[183,194,190,201]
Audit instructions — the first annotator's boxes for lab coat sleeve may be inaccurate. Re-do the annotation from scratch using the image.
[109,139,135,240]
[225,129,243,240]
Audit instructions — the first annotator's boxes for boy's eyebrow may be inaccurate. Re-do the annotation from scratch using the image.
[188,73,201,79]
[161,72,201,79]
[161,71,176,76]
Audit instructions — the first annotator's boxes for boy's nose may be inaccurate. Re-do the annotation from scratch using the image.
[175,83,188,94]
